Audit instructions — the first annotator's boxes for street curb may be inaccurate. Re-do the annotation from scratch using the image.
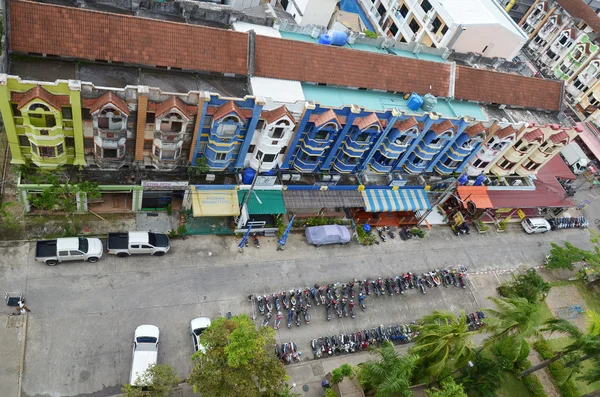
[17,313,28,397]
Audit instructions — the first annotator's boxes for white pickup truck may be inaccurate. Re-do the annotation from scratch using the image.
[106,232,170,257]
[130,325,160,386]
[35,237,103,266]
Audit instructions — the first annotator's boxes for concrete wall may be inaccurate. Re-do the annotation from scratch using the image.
[453,24,526,60]
[297,0,337,27]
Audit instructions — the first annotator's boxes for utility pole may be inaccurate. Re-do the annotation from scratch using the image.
[416,178,459,226]
[238,156,263,229]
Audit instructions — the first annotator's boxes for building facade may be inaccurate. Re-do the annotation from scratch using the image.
[355,0,527,59]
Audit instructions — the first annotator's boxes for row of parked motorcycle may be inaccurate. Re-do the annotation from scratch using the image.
[548,216,589,230]
[253,266,469,329]
[309,310,485,359]
[275,341,301,365]
[371,225,417,243]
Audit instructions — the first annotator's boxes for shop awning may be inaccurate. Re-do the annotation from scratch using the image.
[361,188,430,212]
[237,190,286,215]
[457,186,493,209]
[283,190,364,210]
[579,122,600,163]
[191,188,240,217]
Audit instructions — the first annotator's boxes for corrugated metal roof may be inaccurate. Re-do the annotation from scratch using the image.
[283,190,364,210]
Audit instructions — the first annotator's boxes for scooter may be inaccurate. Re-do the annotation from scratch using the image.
[287,309,294,328]
[273,293,281,312]
[262,312,272,327]
[349,300,356,318]
[281,291,290,310]
[257,295,265,315]
[326,302,332,321]
[295,308,302,327]
[265,295,273,313]
[384,226,396,239]
[253,233,260,248]
[377,227,387,242]
[303,306,311,324]
[274,311,282,330]
[358,293,366,311]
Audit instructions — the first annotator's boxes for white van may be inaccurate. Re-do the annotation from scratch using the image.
[130,325,160,386]
[521,218,551,234]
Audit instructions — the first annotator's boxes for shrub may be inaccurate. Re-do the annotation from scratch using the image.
[475,219,488,232]
[324,388,337,397]
[166,203,173,216]
[410,227,426,238]
[498,221,507,231]
[521,374,548,397]
[533,340,579,397]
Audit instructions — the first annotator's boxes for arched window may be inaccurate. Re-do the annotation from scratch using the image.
[216,115,239,137]
[27,102,56,128]
[429,130,452,148]
[98,107,123,131]
[270,119,291,139]
[222,116,239,124]
[160,112,184,133]
[315,123,336,140]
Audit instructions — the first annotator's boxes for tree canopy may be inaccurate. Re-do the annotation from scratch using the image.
[425,378,467,397]
[497,269,551,303]
[187,314,287,397]
[122,364,180,397]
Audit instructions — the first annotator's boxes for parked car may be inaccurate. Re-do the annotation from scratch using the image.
[130,325,159,386]
[107,232,170,257]
[190,317,211,353]
[522,218,551,234]
[35,237,103,266]
[305,225,351,246]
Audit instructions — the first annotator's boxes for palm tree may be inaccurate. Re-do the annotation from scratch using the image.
[410,311,474,381]
[484,296,540,343]
[358,340,418,397]
[458,357,504,397]
[520,310,600,377]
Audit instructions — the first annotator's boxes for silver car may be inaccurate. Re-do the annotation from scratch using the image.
[305,225,351,247]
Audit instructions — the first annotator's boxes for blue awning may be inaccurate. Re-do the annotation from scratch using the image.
[361,189,431,212]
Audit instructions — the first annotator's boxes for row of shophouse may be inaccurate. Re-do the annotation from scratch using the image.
[2,0,583,233]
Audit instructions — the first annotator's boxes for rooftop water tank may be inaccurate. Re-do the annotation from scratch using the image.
[328,30,348,46]
[406,93,423,111]
[420,93,438,112]
[242,168,256,185]
[318,33,333,45]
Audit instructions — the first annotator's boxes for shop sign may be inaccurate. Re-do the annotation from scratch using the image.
[517,209,526,219]
[496,208,513,213]
[255,176,277,186]
[141,181,189,189]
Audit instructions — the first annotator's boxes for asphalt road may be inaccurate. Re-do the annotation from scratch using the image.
[0,224,591,397]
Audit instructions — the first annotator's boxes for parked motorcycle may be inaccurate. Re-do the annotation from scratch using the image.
[274,311,282,330]
[253,233,260,248]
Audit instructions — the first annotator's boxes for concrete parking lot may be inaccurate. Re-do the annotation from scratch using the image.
[0,225,591,397]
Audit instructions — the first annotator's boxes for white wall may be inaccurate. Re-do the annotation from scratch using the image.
[451,24,526,60]
[289,0,338,27]
[223,0,261,9]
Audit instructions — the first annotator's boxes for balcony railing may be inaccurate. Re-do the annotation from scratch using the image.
[154,131,185,143]
[96,129,127,140]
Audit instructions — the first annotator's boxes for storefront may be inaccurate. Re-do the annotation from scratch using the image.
[236,189,286,233]
[140,181,189,211]
[184,187,239,235]
[352,187,431,226]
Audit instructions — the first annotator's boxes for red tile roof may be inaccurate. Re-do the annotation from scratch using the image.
[151,96,195,119]
[354,113,381,130]
[523,128,545,142]
[539,154,576,180]
[313,109,341,127]
[556,0,600,32]
[89,92,130,115]
[212,101,247,123]
[454,66,563,111]
[8,0,563,112]
[549,130,570,144]
[394,117,419,131]
[465,123,486,137]
[495,126,517,139]
[13,86,70,110]
[262,105,296,124]
[430,120,454,135]
[9,0,248,75]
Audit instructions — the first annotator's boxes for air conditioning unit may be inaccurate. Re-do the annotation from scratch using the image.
[322,175,332,181]
[331,175,341,181]
[206,174,215,181]
[512,179,523,186]
[281,174,291,181]
[291,174,301,181]
[426,23,434,31]
[362,174,370,184]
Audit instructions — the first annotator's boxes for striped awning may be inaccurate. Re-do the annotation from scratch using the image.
[361,189,431,212]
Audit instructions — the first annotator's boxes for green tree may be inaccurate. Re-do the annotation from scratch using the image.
[357,340,418,397]
[546,242,592,270]
[425,378,467,397]
[497,268,551,303]
[187,314,286,397]
[410,311,474,381]
[521,310,600,378]
[458,357,504,397]
[331,363,354,384]
[121,364,180,397]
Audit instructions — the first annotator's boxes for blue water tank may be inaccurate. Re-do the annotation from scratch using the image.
[328,30,348,46]
[474,174,486,186]
[406,93,423,111]
[318,33,333,45]
[242,168,256,185]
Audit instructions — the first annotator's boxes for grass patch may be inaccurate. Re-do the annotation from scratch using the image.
[532,300,554,326]
[497,371,532,397]
[546,337,600,395]
[550,280,600,314]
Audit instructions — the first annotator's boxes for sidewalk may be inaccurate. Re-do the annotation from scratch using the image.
[0,314,27,397]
